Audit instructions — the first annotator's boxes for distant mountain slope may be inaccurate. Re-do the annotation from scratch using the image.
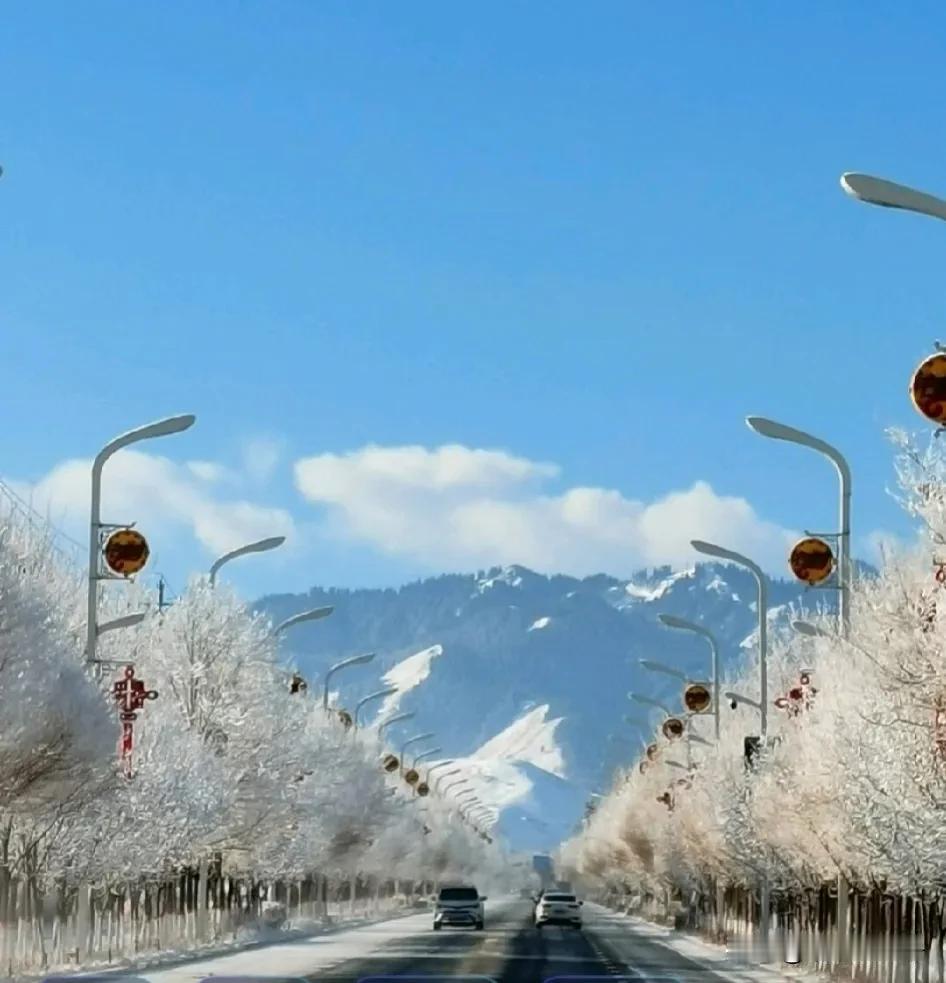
[256,563,827,807]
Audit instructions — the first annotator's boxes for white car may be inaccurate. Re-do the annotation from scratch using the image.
[535,891,583,929]
[433,885,486,930]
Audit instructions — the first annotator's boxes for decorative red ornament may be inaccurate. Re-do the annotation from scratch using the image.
[774,671,817,718]
[112,665,158,777]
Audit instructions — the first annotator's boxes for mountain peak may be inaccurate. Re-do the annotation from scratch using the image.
[474,564,543,593]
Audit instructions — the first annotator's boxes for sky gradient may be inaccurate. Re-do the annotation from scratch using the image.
[4,3,946,599]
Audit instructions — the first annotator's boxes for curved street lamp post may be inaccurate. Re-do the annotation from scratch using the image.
[425,759,456,784]
[354,687,398,728]
[86,414,196,666]
[658,614,722,742]
[746,416,852,634]
[272,605,334,638]
[209,536,286,586]
[411,746,443,769]
[377,711,415,739]
[434,768,462,794]
[399,733,435,774]
[691,540,769,739]
[323,653,375,711]
[691,539,771,961]
[841,172,946,223]
[630,691,693,767]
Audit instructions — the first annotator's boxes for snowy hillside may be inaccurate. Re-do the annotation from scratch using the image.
[471,704,565,776]
[256,561,828,849]
[443,706,585,853]
[378,644,442,719]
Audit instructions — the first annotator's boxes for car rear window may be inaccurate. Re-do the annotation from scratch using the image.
[439,887,478,901]
[543,893,576,902]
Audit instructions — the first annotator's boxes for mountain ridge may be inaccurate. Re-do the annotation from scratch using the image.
[255,562,842,792]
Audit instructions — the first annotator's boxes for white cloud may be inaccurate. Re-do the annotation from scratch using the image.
[14,449,294,557]
[294,443,797,576]
[186,460,233,484]
[241,436,285,484]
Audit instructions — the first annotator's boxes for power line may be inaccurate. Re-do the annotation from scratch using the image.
[0,478,85,565]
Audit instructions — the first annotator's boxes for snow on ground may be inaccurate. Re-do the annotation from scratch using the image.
[528,616,551,631]
[376,644,443,719]
[471,705,564,777]
[740,604,791,648]
[474,566,525,593]
[622,567,696,603]
[135,909,440,983]
[433,705,581,848]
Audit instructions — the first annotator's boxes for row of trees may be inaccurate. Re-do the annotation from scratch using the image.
[0,503,504,973]
[562,430,946,980]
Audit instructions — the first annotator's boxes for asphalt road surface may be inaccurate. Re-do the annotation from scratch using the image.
[304,899,748,983]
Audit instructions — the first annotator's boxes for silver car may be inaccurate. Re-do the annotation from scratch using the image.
[433,885,486,930]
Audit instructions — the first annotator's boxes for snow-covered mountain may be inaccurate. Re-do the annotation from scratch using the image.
[255,562,824,849]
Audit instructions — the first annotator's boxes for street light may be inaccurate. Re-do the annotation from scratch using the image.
[272,605,334,637]
[425,759,456,784]
[323,653,376,710]
[354,687,398,728]
[434,768,462,793]
[377,711,415,739]
[726,690,763,714]
[631,690,697,768]
[793,620,825,638]
[629,691,675,717]
[459,801,482,820]
[411,747,443,769]
[691,540,769,739]
[98,612,146,638]
[840,172,946,223]
[639,658,687,682]
[658,613,722,742]
[746,416,852,633]
[86,414,196,665]
[400,733,435,773]
[209,536,286,587]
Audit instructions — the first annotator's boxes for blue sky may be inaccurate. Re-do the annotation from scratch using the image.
[4,2,946,599]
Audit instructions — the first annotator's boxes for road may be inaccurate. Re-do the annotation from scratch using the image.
[303,898,762,983]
